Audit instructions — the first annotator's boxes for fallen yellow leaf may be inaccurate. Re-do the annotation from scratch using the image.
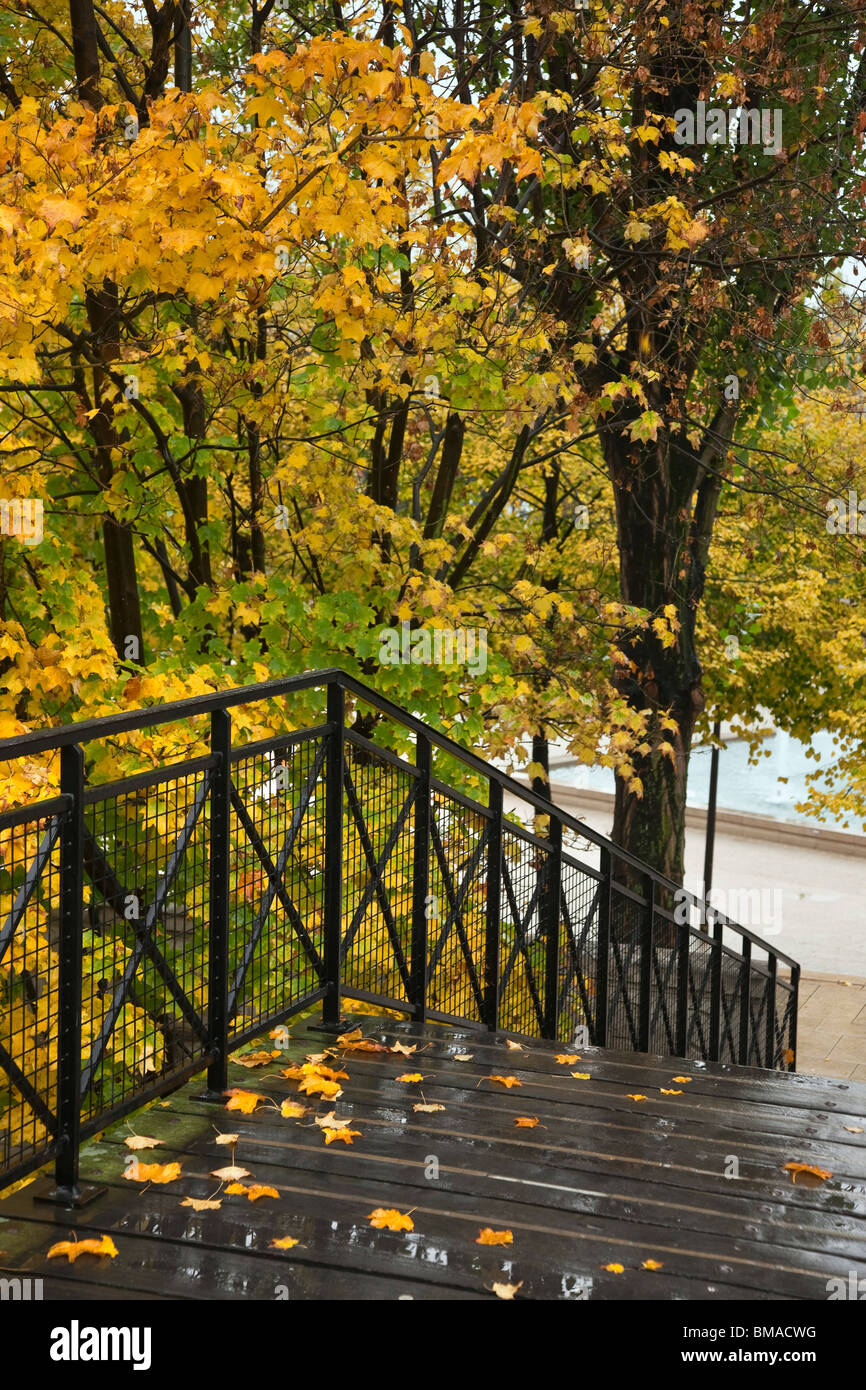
[476,1227,513,1246]
[368,1208,414,1231]
[233,1050,279,1068]
[626,1094,647,1102]
[571,1071,591,1080]
[514,1116,539,1128]
[672,1076,692,1084]
[225,1182,280,1201]
[642,1259,664,1271]
[46,1235,118,1264]
[413,1102,445,1113]
[323,1127,361,1144]
[211,1164,251,1181]
[602,1262,625,1274]
[181,1197,222,1212]
[124,1161,181,1184]
[270,1235,300,1250]
[280,1100,307,1118]
[224,1088,264,1114]
[298,1076,343,1099]
[396,1072,425,1083]
[556,1054,580,1065]
[660,1088,683,1095]
[491,1280,523,1299]
[214,1133,239,1146]
[487,1075,521,1088]
[783,1162,832,1184]
[124,1135,164,1150]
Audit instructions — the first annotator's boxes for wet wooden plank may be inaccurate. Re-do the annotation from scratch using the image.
[1,1014,863,1301]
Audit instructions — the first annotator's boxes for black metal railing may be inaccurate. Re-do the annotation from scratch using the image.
[0,669,800,1200]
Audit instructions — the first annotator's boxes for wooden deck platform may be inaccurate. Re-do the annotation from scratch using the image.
[2,1016,865,1301]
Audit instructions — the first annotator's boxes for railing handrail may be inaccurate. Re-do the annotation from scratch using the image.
[0,667,800,969]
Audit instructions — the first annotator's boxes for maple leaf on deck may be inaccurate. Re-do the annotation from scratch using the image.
[181,1197,222,1212]
[395,1072,425,1083]
[46,1234,118,1263]
[570,1072,591,1080]
[487,1075,521,1088]
[280,1100,306,1118]
[323,1127,360,1144]
[513,1116,539,1128]
[124,1161,181,1184]
[491,1281,523,1300]
[224,1088,265,1114]
[271,1235,300,1250]
[476,1228,513,1246]
[225,1182,280,1201]
[556,1054,580,1065]
[124,1134,164,1150]
[602,1263,625,1274]
[298,1075,343,1099]
[368,1208,414,1231]
[642,1259,664,1271]
[783,1162,832,1184]
[413,1102,445,1113]
[233,1050,280,1068]
[211,1164,251,1181]
[390,1042,417,1056]
[214,1132,239,1146]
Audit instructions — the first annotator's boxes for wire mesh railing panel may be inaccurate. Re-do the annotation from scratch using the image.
[647,935,679,1057]
[558,858,600,1045]
[340,743,414,1007]
[0,802,65,1184]
[746,966,771,1069]
[774,978,797,1070]
[605,886,644,1051]
[684,930,716,1060]
[426,790,488,1022]
[79,763,213,1124]
[228,732,327,1041]
[498,827,548,1037]
[716,954,742,1065]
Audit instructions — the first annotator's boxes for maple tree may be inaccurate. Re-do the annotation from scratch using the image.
[3,0,866,1169]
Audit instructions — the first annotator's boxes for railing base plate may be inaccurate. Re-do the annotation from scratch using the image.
[305,1019,353,1036]
[30,1178,107,1209]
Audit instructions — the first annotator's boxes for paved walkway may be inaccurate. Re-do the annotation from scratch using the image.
[510,782,866,1082]
[796,974,866,1082]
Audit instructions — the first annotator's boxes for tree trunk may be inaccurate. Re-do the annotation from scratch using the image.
[602,428,712,887]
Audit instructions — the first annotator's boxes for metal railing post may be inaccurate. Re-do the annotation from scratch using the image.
[410,732,431,1023]
[738,936,752,1065]
[708,919,723,1061]
[675,917,690,1059]
[542,816,562,1040]
[638,873,654,1053]
[788,962,800,1071]
[322,681,345,1028]
[206,708,231,1095]
[595,847,612,1047]
[35,744,104,1206]
[765,952,777,1069]
[484,779,503,1031]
